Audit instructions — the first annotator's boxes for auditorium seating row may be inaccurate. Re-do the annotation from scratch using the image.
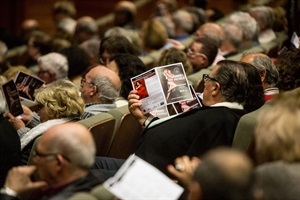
[27,105,142,166]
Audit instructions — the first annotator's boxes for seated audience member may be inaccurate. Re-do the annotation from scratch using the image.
[167,148,253,200]
[54,17,77,42]
[37,52,68,84]
[233,51,300,154]
[0,123,105,199]
[139,18,168,55]
[193,22,226,66]
[113,0,137,30]
[158,47,193,75]
[0,89,21,188]
[73,16,99,45]
[171,9,194,41]
[7,79,84,165]
[59,45,90,82]
[249,6,276,44]
[80,65,121,118]
[103,26,142,55]
[275,48,300,91]
[242,53,279,101]
[183,7,206,35]
[25,31,53,73]
[52,0,76,27]
[220,23,243,58]
[254,87,300,165]
[169,37,218,73]
[106,54,146,107]
[226,11,259,51]
[252,161,300,200]
[79,39,101,67]
[126,60,264,176]
[99,36,139,66]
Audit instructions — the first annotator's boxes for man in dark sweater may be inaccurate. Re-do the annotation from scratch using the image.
[128,60,263,176]
[0,123,105,200]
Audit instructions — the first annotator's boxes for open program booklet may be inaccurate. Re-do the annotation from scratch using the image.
[131,62,194,114]
[104,155,183,200]
[14,71,45,102]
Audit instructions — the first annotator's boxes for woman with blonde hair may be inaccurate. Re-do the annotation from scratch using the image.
[7,79,84,165]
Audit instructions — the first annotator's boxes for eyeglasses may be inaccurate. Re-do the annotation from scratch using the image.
[33,149,70,161]
[80,77,94,87]
[36,103,44,111]
[203,74,219,83]
[186,48,207,59]
[99,56,111,65]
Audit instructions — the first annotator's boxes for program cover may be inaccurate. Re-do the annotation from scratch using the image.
[131,63,193,114]
[14,71,45,102]
[1,80,23,117]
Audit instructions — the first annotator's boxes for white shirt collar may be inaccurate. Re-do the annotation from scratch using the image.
[210,102,244,110]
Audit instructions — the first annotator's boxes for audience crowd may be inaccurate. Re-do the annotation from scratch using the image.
[0,0,299,199]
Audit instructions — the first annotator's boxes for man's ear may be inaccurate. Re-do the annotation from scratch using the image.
[211,82,221,96]
[260,70,267,82]
[89,85,97,96]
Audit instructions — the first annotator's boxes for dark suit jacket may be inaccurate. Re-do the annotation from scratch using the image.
[135,106,246,176]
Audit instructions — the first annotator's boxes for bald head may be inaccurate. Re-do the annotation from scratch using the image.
[241,53,268,64]
[194,22,225,47]
[89,65,121,90]
[40,123,96,169]
[241,53,279,88]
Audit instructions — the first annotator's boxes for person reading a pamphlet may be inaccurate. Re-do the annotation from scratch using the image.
[7,79,84,165]
[91,60,264,180]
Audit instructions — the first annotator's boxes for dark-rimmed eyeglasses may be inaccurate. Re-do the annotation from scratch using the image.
[36,103,44,111]
[33,149,70,161]
[80,77,94,87]
[203,74,219,83]
[186,48,207,59]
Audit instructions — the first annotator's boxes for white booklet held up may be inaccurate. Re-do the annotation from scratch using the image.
[104,155,184,200]
[131,62,193,114]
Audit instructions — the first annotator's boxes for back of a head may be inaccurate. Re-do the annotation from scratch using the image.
[75,16,98,35]
[35,79,84,119]
[99,35,138,58]
[158,47,193,75]
[45,122,96,170]
[28,31,53,55]
[53,0,77,19]
[140,19,168,51]
[227,11,258,41]
[275,49,300,91]
[172,9,194,34]
[213,60,247,105]
[252,161,300,200]
[114,1,137,27]
[221,23,243,49]
[192,147,253,200]
[194,22,225,47]
[38,52,69,80]
[241,53,279,87]
[255,88,300,164]
[109,54,145,98]
[249,6,275,32]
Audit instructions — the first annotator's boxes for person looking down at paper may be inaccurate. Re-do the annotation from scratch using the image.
[127,60,264,176]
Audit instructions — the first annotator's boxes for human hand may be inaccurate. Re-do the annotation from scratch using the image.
[167,155,201,187]
[20,105,34,123]
[7,112,26,130]
[128,90,149,125]
[167,39,186,51]
[4,166,48,195]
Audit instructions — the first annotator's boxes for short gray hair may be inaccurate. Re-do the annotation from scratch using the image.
[172,9,193,33]
[228,11,258,41]
[38,52,69,80]
[251,55,279,86]
[249,6,275,30]
[91,75,119,104]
